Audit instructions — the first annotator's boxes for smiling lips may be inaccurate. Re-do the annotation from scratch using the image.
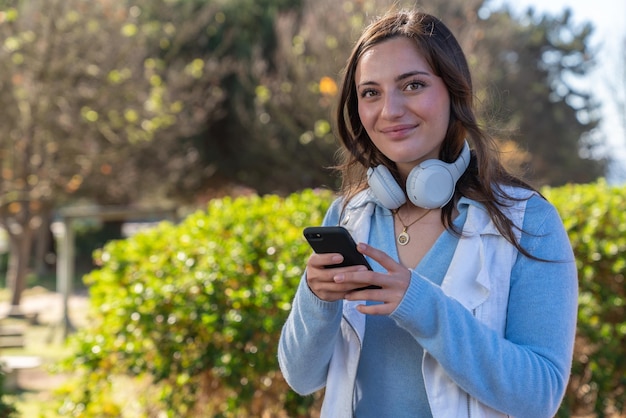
[379,123,418,139]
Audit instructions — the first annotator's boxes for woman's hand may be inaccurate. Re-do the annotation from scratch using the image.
[306,243,411,315]
[339,243,412,315]
[305,252,370,302]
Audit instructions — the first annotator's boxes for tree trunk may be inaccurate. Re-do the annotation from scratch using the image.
[6,226,35,316]
[34,210,54,277]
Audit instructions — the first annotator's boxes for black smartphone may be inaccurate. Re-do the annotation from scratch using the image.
[303,226,380,290]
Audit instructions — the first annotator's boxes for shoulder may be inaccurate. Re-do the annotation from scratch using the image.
[495,185,555,226]
[507,190,573,261]
[327,189,379,215]
[493,184,561,230]
[460,185,550,236]
[323,189,378,225]
[495,184,539,210]
[498,186,569,238]
[520,193,565,236]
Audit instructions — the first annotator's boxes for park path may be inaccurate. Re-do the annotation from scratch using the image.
[0,288,89,327]
[0,289,89,393]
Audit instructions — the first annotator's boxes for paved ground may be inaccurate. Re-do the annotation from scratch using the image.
[0,289,89,393]
[0,288,89,328]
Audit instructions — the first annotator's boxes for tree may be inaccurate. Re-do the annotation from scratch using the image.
[238,0,606,193]
[0,0,226,311]
[173,0,322,196]
[236,0,488,194]
[604,33,626,182]
[618,36,626,148]
[475,7,605,185]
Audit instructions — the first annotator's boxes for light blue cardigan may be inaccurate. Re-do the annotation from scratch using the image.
[278,187,578,417]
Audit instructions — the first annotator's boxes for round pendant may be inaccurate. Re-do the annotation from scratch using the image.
[397,231,410,246]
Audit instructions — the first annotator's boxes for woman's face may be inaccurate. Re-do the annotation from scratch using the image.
[355,37,450,178]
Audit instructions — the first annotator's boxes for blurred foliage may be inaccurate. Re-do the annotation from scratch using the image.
[478,7,605,185]
[0,0,231,306]
[0,0,603,202]
[180,0,607,195]
[0,0,208,208]
[2,1,620,413]
[0,371,18,418]
[545,181,626,417]
[0,0,609,308]
[57,182,626,417]
[58,189,332,417]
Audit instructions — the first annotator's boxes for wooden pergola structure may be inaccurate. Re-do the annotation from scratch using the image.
[50,205,178,339]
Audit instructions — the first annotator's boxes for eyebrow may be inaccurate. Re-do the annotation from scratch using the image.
[357,70,432,88]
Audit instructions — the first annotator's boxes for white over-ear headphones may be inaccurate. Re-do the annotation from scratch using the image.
[366,140,471,210]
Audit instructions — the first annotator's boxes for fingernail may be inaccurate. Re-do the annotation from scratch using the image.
[357,243,367,251]
[334,274,345,283]
[332,255,343,263]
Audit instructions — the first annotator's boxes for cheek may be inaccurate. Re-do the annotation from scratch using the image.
[424,96,450,129]
[357,102,375,130]
[437,105,451,128]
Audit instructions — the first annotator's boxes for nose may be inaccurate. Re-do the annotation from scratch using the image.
[380,91,405,119]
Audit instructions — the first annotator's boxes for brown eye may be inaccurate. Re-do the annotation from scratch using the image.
[405,80,426,91]
[360,89,378,99]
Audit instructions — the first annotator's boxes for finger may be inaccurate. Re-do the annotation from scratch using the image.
[333,267,383,300]
[310,253,372,273]
[357,243,404,273]
[356,303,394,316]
[332,268,374,287]
[309,252,344,269]
[309,277,368,302]
[307,264,370,297]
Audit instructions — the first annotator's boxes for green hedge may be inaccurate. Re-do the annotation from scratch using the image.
[0,372,18,418]
[545,180,626,417]
[58,189,332,417]
[58,181,626,417]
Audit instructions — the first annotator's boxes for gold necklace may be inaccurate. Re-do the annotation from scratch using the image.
[393,207,432,246]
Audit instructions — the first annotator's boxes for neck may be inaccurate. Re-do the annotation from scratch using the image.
[396,202,429,216]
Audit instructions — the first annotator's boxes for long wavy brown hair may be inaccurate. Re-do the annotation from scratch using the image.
[334,9,539,255]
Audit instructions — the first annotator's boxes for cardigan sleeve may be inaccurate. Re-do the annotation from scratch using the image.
[277,276,343,395]
[390,195,578,417]
[277,197,345,395]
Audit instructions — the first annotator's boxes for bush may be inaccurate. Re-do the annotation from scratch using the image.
[58,189,333,417]
[545,180,626,417]
[0,371,18,418]
[58,182,626,417]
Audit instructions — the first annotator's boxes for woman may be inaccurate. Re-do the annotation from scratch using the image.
[278,9,577,418]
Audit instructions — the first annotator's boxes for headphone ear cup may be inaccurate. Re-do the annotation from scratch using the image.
[406,141,471,209]
[367,166,406,210]
[406,160,455,209]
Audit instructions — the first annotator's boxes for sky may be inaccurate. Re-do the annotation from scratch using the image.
[487,0,626,183]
